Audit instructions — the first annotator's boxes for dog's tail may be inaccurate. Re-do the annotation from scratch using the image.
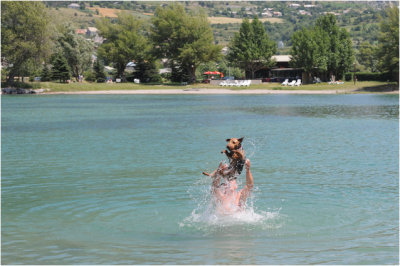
[202,171,211,176]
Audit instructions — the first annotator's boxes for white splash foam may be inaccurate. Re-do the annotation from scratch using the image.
[181,174,283,232]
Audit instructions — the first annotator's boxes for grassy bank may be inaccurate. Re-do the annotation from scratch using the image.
[34,81,398,93]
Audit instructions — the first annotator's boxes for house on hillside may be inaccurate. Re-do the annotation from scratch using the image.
[75,29,87,35]
[262,11,273,17]
[299,10,311,16]
[92,35,105,46]
[68,3,80,9]
[289,3,301,8]
[86,27,98,37]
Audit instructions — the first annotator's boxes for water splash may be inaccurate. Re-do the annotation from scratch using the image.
[180,174,283,233]
[242,136,268,159]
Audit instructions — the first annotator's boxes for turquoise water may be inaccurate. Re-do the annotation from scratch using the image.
[2,94,399,264]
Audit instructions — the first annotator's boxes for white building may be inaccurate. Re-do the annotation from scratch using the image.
[68,3,80,9]
[289,3,301,8]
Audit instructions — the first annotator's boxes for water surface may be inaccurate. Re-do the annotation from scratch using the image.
[2,94,399,264]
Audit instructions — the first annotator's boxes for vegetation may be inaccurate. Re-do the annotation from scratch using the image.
[150,3,221,83]
[1,1,398,88]
[55,24,94,80]
[96,12,149,80]
[93,59,106,83]
[1,1,53,82]
[290,14,354,83]
[51,53,71,83]
[227,16,276,79]
[375,7,399,82]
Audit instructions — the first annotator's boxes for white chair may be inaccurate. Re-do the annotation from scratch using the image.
[220,81,227,86]
[288,80,296,86]
[281,79,289,86]
[295,79,302,86]
[245,80,251,87]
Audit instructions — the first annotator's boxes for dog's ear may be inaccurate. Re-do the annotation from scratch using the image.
[226,138,231,142]
[238,137,244,143]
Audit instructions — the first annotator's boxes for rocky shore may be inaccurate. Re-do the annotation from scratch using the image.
[2,87,46,94]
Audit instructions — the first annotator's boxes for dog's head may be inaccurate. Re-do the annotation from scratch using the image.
[226,137,244,151]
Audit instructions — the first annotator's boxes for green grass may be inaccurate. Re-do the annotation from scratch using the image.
[35,81,398,93]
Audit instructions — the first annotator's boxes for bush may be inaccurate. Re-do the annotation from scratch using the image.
[160,73,171,83]
[344,72,393,82]
[83,70,96,82]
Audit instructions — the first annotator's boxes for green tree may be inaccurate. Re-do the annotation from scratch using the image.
[357,42,378,72]
[376,7,399,82]
[96,12,149,81]
[51,53,71,83]
[151,3,221,83]
[1,1,53,82]
[134,60,161,83]
[41,64,52,82]
[93,59,106,83]
[336,28,354,78]
[55,24,94,80]
[227,16,277,79]
[290,28,327,82]
[314,14,354,79]
[290,14,354,82]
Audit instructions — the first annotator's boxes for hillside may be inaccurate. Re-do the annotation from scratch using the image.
[46,1,397,54]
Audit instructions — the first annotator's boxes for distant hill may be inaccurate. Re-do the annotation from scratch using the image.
[46,1,398,53]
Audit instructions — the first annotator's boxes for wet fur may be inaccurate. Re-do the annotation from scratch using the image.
[222,137,245,177]
[202,137,245,178]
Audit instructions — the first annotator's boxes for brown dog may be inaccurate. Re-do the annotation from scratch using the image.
[203,137,245,179]
[221,137,245,177]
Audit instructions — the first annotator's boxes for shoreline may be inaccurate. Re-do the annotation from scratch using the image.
[42,88,399,95]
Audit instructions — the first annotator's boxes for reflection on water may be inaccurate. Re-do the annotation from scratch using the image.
[239,105,398,119]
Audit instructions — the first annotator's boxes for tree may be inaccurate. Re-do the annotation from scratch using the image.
[51,53,71,83]
[290,27,328,83]
[314,14,354,79]
[336,28,354,78]
[151,3,221,83]
[96,12,149,81]
[290,14,354,82]
[1,1,53,82]
[93,59,106,83]
[376,7,399,82]
[134,60,161,83]
[41,65,52,82]
[357,42,378,72]
[55,24,94,80]
[227,16,277,79]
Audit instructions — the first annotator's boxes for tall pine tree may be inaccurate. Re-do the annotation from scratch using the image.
[93,59,106,83]
[41,64,51,82]
[227,16,276,79]
[52,53,71,83]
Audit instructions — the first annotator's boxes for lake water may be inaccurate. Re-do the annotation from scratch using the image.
[1,94,399,264]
